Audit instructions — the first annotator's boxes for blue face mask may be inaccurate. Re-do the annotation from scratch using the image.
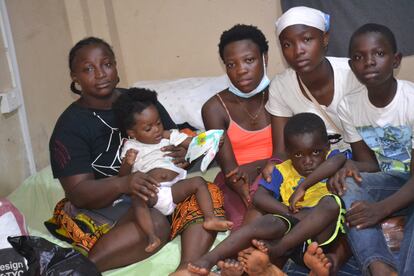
[228,55,270,98]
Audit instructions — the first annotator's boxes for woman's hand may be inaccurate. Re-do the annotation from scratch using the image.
[288,186,305,213]
[226,168,251,207]
[261,159,279,182]
[161,145,189,168]
[127,171,160,202]
[328,160,362,196]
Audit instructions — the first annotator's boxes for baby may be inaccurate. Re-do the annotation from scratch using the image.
[113,88,232,252]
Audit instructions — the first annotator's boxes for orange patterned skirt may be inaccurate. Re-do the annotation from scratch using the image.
[45,182,225,253]
[171,182,225,239]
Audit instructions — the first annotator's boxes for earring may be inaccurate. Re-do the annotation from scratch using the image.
[75,82,82,90]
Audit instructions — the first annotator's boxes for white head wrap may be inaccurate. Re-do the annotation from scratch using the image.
[275,6,330,36]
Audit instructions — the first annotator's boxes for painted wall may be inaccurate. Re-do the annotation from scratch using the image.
[1,0,414,196]
[61,0,283,83]
[1,0,74,196]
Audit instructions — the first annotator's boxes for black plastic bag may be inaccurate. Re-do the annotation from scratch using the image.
[0,247,28,275]
[7,236,101,276]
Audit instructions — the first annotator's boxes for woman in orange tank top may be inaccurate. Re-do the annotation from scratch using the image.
[202,24,276,231]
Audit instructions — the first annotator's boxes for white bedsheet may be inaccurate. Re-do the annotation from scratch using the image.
[132,75,228,130]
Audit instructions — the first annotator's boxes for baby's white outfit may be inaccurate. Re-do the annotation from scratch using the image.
[120,130,188,215]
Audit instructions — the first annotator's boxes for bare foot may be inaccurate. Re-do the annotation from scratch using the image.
[203,218,233,232]
[144,235,161,253]
[187,259,214,275]
[238,246,285,276]
[251,239,269,254]
[304,242,331,276]
[217,259,243,276]
[251,238,287,262]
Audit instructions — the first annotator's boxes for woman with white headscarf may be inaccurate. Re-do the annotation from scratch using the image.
[263,6,362,166]
[260,6,363,275]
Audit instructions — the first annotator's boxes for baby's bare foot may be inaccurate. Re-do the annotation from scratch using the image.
[217,259,244,276]
[145,235,161,253]
[304,242,331,276]
[203,218,233,232]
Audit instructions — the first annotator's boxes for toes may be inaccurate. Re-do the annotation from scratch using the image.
[217,260,225,269]
[238,246,254,257]
[307,242,319,255]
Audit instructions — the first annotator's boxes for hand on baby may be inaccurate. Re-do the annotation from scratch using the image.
[127,171,160,202]
[288,186,305,213]
[261,160,278,183]
[162,145,189,169]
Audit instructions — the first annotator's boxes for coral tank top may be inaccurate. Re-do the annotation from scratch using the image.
[216,94,273,165]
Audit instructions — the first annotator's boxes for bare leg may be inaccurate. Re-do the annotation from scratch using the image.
[170,222,217,275]
[265,197,340,260]
[187,214,288,275]
[131,195,161,252]
[218,205,264,274]
[88,207,170,272]
[172,176,233,231]
[241,206,264,226]
[216,205,265,275]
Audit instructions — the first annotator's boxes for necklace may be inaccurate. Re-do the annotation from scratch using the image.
[235,91,265,122]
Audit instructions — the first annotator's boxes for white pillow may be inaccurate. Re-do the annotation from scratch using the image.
[132,75,228,130]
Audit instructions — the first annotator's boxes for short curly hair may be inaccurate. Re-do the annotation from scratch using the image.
[349,23,397,56]
[112,88,158,132]
[284,113,328,149]
[218,24,269,60]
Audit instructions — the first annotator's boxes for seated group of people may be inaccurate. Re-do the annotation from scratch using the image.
[48,5,414,276]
